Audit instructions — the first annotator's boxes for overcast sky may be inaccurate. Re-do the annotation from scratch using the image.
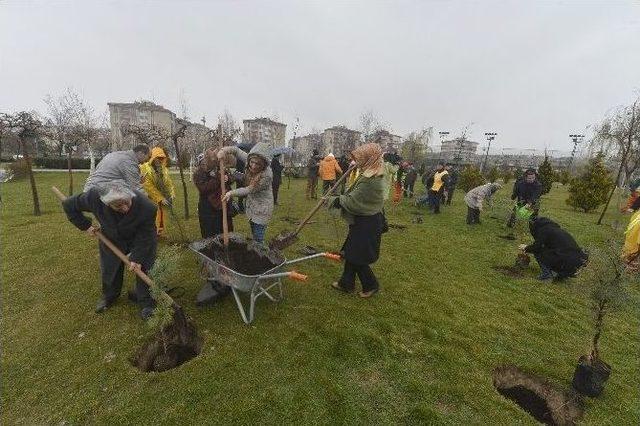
[1,0,639,154]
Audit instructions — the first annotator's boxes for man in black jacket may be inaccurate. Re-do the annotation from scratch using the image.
[507,168,542,227]
[519,217,588,281]
[62,181,158,320]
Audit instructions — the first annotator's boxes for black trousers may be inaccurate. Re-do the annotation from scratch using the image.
[466,206,480,224]
[322,179,335,193]
[99,240,154,308]
[272,181,281,204]
[428,190,441,213]
[338,261,379,292]
[446,186,455,205]
[403,181,415,197]
[198,198,233,238]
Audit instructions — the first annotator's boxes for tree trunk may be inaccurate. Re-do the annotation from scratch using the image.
[21,137,40,216]
[172,137,189,220]
[89,146,95,172]
[597,143,630,225]
[590,300,606,361]
[67,152,73,195]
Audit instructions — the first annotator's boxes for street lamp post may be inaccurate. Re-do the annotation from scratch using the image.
[438,131,449,163]
[568,134,585,170]
[481,132,497,172]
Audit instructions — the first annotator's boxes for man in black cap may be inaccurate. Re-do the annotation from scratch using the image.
[507,168,542,227]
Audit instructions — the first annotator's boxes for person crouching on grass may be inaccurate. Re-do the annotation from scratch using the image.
[218,142,274,244]
[62,180,157,320]
[329,143,386,298]
[518,216,588,281]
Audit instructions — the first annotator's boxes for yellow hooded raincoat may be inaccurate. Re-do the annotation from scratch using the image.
[140,147,176,235]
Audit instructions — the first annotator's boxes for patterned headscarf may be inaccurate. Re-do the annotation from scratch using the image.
[351,143,384,176]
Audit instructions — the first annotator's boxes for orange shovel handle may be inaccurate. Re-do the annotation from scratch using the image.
[323,252,342,262]
[288,271,308,282]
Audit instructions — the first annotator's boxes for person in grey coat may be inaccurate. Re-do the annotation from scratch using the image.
[464,182,501,224]
[84,145,151,192]
[218,142,274,243]
[62,180,158,320]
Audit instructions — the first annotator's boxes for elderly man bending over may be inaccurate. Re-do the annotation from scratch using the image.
[63,180,157,320]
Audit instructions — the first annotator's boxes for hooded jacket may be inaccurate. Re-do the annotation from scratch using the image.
[139,147,175,204]
[511,172,542,204]
[464,183,500,209]
[319,155,343,181]
[226,143,274,225]
[524,217,588,276]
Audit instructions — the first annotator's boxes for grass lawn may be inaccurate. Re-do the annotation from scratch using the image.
[1,172,639,425]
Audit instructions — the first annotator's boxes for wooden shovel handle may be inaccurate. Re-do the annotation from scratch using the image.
[52,186,158,290]
[219,160,229,247]
[294,164,356,235]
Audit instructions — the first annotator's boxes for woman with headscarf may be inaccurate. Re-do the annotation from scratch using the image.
[329,143,386,298]
[193,148,236,238]
[139,147,175,236]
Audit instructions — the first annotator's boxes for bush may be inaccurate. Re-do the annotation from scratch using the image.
[485,166,500,183]
[538,156,554,194]
[558,169,571,185]
[31,157,100,169]
[502,169,513,185]
[566,153,613,213]
[6,159,30,179]
[458,165,486,192]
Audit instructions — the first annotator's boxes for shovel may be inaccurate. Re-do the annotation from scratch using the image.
[269,165,355,250]
[52,186,201,367]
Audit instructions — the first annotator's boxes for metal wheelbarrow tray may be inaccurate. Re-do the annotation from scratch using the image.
[189,237,340,324]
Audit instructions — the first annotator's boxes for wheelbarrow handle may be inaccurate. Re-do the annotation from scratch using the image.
[257,271,308,281]
[52,186,168,298]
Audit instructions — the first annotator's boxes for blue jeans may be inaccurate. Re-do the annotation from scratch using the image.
[250,221,267,244]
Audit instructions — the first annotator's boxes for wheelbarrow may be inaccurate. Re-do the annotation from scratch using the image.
[189,238,341,324]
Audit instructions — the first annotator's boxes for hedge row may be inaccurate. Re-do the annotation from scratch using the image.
[32,157,102,169]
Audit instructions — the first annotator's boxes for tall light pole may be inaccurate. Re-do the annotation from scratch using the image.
[481,132,497,172]
[438,131,449,163]
[568,134,585,170]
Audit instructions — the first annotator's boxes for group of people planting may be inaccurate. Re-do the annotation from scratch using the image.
[60,140,390,319]
[60,138,639,321]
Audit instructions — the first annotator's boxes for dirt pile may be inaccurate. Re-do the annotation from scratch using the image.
[131,306,203,372]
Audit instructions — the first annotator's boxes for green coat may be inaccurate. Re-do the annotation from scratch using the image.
[329,174,385,224]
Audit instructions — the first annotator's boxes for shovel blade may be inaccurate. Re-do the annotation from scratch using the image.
[268,231,298,250]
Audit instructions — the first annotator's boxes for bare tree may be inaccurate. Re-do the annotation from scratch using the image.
[402,126,433,164]
[68,93,101,172]
[595,96,640,225]
[217,110,239,139]
[0,111,44,215]
[172,119,190,219]
[358,109,385,143]
[44,88,83,194]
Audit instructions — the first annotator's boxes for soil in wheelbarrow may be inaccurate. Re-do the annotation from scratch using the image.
[131,306,203,372]
[200,233,285,276]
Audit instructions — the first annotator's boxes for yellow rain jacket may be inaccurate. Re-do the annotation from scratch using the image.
[140,147,176,235]
[623,210,640,262]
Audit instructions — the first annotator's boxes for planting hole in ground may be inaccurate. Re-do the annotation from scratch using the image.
[492,365,583,426]
[131,307,203,373]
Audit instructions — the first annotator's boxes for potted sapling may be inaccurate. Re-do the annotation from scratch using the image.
[572,244,632,397]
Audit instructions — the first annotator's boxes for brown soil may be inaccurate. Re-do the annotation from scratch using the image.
[388,223,407,230]
[493,365,583,425]
[492,265,525,278]
[131,306,203,372]
[200,233,284,275]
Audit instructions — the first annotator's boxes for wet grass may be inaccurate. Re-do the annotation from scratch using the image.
[1,173,639,424]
